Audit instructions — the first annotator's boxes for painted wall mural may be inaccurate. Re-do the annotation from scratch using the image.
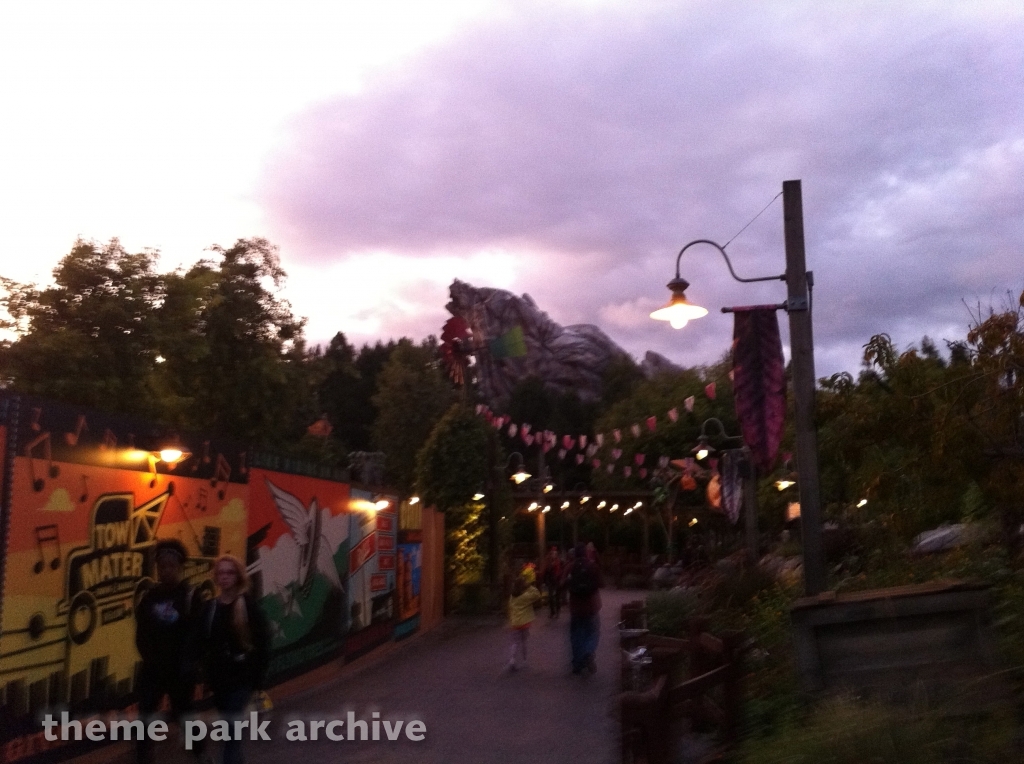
[0,396,419,764]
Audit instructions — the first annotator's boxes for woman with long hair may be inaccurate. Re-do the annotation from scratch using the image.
[196,555,270,764]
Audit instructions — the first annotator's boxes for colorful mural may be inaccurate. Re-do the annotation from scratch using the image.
[0,396,422,764]
[245,469,351,682]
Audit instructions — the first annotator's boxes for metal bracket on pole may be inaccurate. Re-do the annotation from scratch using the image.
[785,296,808,312]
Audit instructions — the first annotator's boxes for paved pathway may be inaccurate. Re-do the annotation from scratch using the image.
[124,589,636,764]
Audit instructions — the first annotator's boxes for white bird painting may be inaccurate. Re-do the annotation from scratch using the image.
[266,479,344,603]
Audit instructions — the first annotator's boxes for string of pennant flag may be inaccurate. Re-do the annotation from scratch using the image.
[474,380,723,481]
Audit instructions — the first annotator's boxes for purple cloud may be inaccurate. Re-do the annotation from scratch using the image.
[262,1,1024,376]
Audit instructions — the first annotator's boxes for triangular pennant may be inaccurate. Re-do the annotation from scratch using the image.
[639,468,647,479]
[592,458,601,469]
[579,435,587,449]
[575,454,585,465]
[668,408,679,423]
[521,423,531,436]
[613,429,621,443]
[705,382,717,400]
[523,433,535,446]
[634,453,645,466]
[558,448,567,460]
[595,433,604,447]
[606,464,614,474]
[646,417,657,432]
[624,466,632,477]
[475,404,485,415]
[630,424,641,438]
[586,444,599,458]
[658,456,669,469]
[684,396,695,412]
[562,434,575,450]
[611,448,622,461]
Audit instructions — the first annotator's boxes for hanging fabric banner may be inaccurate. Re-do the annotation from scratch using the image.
[731,307,787,473]
[720,450,743,525]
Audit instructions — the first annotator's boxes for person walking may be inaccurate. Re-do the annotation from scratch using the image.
[504,566,541,672]
[134,539,204,764]
[195,555,270,764]
[563,542,603,675]
[542,546,562,618]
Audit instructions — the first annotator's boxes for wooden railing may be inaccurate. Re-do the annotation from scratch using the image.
[619,602,745,764]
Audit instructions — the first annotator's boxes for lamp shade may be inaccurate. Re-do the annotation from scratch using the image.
[650,277,708,329]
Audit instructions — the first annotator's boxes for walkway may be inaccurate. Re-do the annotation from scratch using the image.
[103,589,635,764]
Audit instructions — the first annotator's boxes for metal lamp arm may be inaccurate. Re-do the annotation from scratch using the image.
[675,239,785,284]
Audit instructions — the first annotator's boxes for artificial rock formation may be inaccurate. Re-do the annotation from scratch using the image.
[446,279,650,407]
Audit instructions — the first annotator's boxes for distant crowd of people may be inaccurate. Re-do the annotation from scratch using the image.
[135,539,270,764]
[505,541,603,675]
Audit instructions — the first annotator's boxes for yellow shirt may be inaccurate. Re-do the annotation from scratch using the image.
[508,585,541,628]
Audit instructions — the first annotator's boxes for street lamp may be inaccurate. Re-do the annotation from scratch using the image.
[650,180,825,595]
[506,452,531,484]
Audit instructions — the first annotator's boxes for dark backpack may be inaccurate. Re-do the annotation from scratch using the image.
[568,562,597,598]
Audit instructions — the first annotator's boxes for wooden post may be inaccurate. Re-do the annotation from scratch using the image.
[743,450,758,566]
[783,179,825,595]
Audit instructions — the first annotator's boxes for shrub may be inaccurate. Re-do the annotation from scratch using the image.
[646,589,699,637]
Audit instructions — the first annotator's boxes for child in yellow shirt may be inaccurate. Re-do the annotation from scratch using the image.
[505,566,541,672]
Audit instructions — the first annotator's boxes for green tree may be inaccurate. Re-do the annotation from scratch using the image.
[371,338,456,492]
[0,238,164,414]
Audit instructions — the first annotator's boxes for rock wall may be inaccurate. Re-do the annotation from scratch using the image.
[446,279,645,407]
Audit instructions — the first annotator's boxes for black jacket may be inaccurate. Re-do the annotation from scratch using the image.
[135,581,198,677]
[197,594,271,692]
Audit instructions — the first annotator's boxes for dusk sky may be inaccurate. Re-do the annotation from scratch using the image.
[2,1,1022,379]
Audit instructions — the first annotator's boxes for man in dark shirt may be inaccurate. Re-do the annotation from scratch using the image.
[563,542,603,674]
[134,539,203,764]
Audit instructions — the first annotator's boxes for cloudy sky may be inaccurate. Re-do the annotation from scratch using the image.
[2,0,1022,378]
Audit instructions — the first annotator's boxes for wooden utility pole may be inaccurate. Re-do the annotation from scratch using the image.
[743,450,759,566]
[783,179,825,595]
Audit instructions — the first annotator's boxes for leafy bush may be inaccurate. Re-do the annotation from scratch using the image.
[737,696,1017,763]
[645,589,699,637]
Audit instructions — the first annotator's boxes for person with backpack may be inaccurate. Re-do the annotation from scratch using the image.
[563,541,603,675]
[134,539,204,764]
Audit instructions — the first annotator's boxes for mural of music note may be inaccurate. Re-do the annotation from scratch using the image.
[64,415,88,446]
[210,454,231,500]
[25,433,59,492]
[32,524,61,573]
